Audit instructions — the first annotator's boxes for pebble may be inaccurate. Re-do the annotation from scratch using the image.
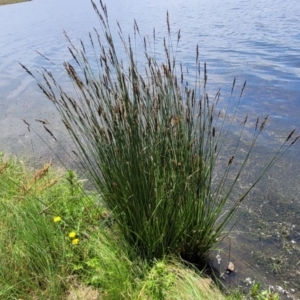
[227,262,235,273]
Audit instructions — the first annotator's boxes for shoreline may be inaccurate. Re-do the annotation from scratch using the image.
[0,0,30,6]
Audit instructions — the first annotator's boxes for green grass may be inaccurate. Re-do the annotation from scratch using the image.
[0,154,92,299]
[0,153,224,299]
[0,153,282,299]
[0,153,214,299]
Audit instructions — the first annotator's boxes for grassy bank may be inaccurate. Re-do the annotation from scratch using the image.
[0,153,281,299]
[0,0,30,6]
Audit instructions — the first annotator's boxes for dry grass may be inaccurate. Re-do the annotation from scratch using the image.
[0,0,30,6]
[66,284,101,300]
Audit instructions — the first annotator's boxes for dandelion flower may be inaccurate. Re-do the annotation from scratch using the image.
[72,238,79,245]
[69,231,77,239]
[53,216,62,223]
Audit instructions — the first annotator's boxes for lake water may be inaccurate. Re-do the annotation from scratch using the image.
[1,0,300,297]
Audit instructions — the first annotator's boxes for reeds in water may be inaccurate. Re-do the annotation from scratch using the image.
[21,0,299,264]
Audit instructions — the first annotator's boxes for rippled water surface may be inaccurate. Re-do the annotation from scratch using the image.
[1,0,300,146]
[1,0,300,296]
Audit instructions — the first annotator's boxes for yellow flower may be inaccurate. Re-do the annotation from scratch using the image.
[53,216,62,223]
[72,238,79,245]
[68,231,77,239]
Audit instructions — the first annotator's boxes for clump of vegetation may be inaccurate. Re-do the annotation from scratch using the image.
[226,282,280,300]
[21,0,298,266]
[1,153,263,299]
[0,154,285,299]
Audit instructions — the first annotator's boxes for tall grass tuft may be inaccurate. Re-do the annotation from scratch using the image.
[22,0,299,263]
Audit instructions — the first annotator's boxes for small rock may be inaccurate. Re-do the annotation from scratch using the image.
[276,285,285,293]
[227,262,235,273]
[216,254,221,264]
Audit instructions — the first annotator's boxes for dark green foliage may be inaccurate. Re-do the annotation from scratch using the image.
[23,0,298,263]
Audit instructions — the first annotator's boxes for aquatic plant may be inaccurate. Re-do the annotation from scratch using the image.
[21,0,298,264]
